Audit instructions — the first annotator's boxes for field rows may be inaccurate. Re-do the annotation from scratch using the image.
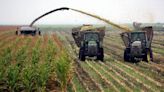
[0,28,164,92]
[58,31,164,92]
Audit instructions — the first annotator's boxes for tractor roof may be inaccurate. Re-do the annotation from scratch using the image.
[20,26,36,31]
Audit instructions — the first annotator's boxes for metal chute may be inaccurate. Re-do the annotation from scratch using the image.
[30,7,132,32]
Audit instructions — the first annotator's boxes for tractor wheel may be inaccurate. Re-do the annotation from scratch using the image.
[16,31,18,35]
[150,49,153,62]
[38,31,41,35]
[97,48,104,62]
[31,32,35,36]
[143,49,153,62]
[36,31,41,36]
[16,31,20,35]
[79,48,85,61]
[124,48,130,62]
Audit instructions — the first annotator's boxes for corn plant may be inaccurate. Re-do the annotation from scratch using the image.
[6,65,19,92]
[21,65,38,92]
[55,52,72,92]
[0,47,12,84]
[15,46,27,67]
[45,39,56,62]
[36,63,50,91]
[0,47,12,66]
[0,38,20,86]
[15,38,30,67]
[31,38,41,65]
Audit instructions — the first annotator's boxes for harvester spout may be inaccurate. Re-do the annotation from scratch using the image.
[30,7,132,32]
[30,7,69,27]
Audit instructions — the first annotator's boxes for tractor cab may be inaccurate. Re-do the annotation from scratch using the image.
[131,32,146,42]
[121,26,153,62]
[72,25,105,61]
[84,32,100,44]
[130,32,147,49]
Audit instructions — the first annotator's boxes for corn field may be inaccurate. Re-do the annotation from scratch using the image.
[0,25,164,92]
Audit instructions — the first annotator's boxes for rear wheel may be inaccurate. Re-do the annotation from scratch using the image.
[38,31,41,35]
[36,31,41,35]
[97,48,104,62]
[79,47,85,61]
[143,49,153,62]
[16,31,20,35]
[124,48,130,62]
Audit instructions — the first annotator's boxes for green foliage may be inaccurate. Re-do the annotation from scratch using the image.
[36,63,50,91]
[21,65,37,92]
[15,45,28,68]
[0,47,12,66]
[0,34,74,92]
[45,39,56,62]
[7,65,19,91]
[31,39,41,65]
[0,47,12,83]
[55,54,72,92]
[15,38,31,67]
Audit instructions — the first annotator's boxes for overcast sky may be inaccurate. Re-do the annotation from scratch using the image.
[0,0,164,25]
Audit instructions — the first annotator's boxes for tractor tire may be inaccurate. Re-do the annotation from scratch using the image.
[16,31,18,35]
[143,49,153,62]
[97,48,104,62]
[36,31,41,36]
[124,48,130,62]
[38,31,41,35]
[79,48,85,61]
[16,31,20,35]
[150,49,153,62]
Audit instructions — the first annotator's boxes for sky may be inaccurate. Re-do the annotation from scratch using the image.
[0,0,164,25]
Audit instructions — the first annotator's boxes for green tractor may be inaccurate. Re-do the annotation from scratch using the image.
[121,26,154,62]
[72,25,105,61]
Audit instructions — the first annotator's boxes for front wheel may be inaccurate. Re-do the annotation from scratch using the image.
[16,31,20,35]
[124,48,130,62]
[79,48,85,61]
[36,31,41,35]
[97,48,104,62]
[143,49,153,62]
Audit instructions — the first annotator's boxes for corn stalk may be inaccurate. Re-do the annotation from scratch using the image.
[6,65,19,92]
[55,52,72,92]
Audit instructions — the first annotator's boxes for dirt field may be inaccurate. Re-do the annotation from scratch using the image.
[0,26,17,31]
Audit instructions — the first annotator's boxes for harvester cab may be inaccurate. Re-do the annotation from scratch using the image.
[16,26,41,36]
[72,25,105,61]
[121,26,153,62]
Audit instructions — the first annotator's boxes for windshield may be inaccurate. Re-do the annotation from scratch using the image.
[84,33,99,41]
[131,32,146,42]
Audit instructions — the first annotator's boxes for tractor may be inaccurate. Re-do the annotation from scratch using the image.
[121,26,153,62]
[72,25,105,61]
[16,26,41,36]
